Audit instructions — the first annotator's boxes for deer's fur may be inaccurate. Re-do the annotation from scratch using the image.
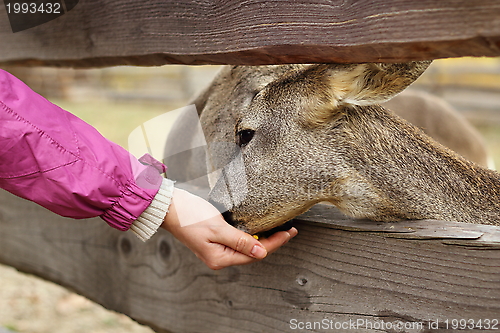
[166,62,500,234]
[383,90,491,168]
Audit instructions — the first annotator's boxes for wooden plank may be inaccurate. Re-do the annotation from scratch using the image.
[1,189,499,333]
[0,1,500,67]
[299,204,500,247]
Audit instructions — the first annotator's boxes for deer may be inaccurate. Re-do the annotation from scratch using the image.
[164,61,500,235]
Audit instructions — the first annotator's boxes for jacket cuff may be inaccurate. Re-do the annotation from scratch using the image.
[130,178,175,241]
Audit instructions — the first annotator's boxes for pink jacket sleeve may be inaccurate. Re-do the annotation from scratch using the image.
[0,69,164,231]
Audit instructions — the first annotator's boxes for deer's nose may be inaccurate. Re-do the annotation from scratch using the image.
[221,210,236,225]
[208,199,236,226]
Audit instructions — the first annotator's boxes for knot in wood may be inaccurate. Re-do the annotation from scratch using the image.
[297,277,308,286]
[119,236,132,257]
[158,239,171,260]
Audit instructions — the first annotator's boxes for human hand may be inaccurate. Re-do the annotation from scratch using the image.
[161,188,298,270]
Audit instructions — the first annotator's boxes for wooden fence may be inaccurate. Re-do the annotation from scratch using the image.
[1,1,500,332]
[2,189,500,333]
[1,1,500,67]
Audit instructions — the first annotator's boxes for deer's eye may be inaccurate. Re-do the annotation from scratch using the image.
[237,129,255,147]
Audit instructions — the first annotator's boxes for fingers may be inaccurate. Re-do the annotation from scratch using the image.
[210,222,299,259]
[259,227,298,254]
[203,226,299,270]
[201,243,260,270]
[210,224,268,259]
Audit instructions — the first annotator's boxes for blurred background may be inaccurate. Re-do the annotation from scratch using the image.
[0,58,499,332]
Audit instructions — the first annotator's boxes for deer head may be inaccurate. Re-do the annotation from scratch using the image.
[196,61,432,234]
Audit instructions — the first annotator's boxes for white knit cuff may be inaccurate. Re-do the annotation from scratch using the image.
[130,178,175,242]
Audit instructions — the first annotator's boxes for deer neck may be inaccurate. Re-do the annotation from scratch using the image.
[335,105,500,226]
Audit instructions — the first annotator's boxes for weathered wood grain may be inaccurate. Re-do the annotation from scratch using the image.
[1,189,499,333]
[0,0,500,67]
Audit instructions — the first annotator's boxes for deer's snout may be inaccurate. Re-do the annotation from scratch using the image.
[208,198,234,223]
[221,210,235,225]
[208,197,253,233]
[208,198,236,224]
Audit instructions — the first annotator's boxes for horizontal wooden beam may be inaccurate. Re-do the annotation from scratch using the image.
[0,1,500,67]
[1,189,499,333]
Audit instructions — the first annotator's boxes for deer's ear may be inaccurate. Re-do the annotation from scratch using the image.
[328,61,432,106]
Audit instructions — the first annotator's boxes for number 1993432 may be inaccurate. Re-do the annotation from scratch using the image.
[5,2,61,14]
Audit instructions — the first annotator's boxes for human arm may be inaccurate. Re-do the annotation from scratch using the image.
[0,69,297,268]
[0,68,162,232]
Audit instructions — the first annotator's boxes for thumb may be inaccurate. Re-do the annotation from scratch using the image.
[212,225,268,259]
